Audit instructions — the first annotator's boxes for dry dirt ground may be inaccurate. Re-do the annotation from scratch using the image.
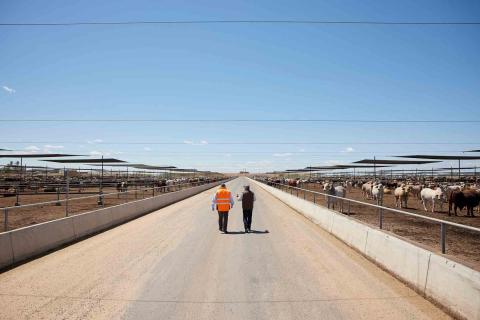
[0,178,449,319]
[293,183,480,271]
[0,186,187,231]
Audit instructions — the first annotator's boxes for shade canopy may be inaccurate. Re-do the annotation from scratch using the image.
[286,169,319,172]
[0,153,81,158]
[333,164,391,169]
[396,155,480,160]
[170,168,198,172]
[305,164,390,170]
[89,164,177,170]
[44,158,126,164]
[354,159,441,165]
[134,165,178,170]
[378,168,446,172]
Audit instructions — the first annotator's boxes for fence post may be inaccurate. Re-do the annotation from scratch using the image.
[313,193,316,204]
[65,169,70,217]
[56,188,61,206]
[440,223,446,254]
[347,200,351,216]
[15,186,20,206]
[379,208,383,229]
[4,208,8,232]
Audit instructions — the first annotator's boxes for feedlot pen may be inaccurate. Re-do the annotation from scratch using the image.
[273,182,480,271]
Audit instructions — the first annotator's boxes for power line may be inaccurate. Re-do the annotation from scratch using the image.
[1,119,479,123]
[0,141,478,145]
[1,20,479,27]
[0,140,479,146]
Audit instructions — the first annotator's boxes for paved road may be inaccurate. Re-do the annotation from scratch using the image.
[0,178,449,319]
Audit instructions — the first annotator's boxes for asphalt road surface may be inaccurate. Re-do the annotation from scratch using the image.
[0,178,449,319]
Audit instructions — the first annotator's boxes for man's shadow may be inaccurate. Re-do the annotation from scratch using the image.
[225,230,269,235]
[249,230,269,234]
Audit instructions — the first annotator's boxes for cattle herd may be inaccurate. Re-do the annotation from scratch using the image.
[1,172,221,199]
[262,177,480,217]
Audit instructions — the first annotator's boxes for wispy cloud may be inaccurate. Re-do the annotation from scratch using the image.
[143,147,152,151]
[87,139,103,144]
[273,153,293,157]
[44,145,64,150]
[89,150,109,156]
[341,147,355,153]
[25,145,40,152]
[325,159,342,165]
[183,140,208,146]
[2,86,15,94]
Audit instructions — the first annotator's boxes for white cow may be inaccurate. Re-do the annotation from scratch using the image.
[394,184,410,208]
[420,187,446,213]
[361,182,373,199]
[371,183,384,205]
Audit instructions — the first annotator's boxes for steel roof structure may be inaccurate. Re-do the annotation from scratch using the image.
[396,155,480,160]
[354,159,441,165]
[169,168,198,172]
[133,165,178,170]
[0,153,81,158]
[44,158,126,164]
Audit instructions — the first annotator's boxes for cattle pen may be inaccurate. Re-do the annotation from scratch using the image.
[258,179,480,271]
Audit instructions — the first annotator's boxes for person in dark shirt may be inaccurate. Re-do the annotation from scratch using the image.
[237,185,256,233]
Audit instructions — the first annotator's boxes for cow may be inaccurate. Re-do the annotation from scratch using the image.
[408,184,423,200]
[371,183,384,205]
[449,189,480,217]
[361,182,373,200]
[420,187,446,213]
[394,184,410,208]
[323,183,346,212]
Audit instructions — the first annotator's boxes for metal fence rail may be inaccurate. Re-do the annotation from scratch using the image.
[257,180,480,254]
[2,180,221,232]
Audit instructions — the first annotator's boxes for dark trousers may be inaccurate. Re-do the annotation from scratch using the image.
[243,209,253,230]
[218,212,229,231]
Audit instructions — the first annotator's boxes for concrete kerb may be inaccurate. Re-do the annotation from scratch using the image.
[0,180,227,271]
[72,207,115,239]
[251,179,479,320]
[425,254,480,320]
[0,233,13,269]
[10,217,76,263]
[364,228,431,291]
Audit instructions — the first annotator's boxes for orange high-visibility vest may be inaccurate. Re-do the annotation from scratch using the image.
[215,188,232,212]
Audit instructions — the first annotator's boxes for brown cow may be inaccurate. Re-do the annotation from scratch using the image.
[448,189,480,217]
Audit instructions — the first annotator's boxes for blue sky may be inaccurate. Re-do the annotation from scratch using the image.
[1,1,480,173]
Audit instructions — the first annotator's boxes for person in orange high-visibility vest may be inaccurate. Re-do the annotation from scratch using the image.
[212,183,234,233]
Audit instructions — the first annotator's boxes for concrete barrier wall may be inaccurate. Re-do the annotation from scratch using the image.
[252,180,480,320]
[0,181,225,270]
